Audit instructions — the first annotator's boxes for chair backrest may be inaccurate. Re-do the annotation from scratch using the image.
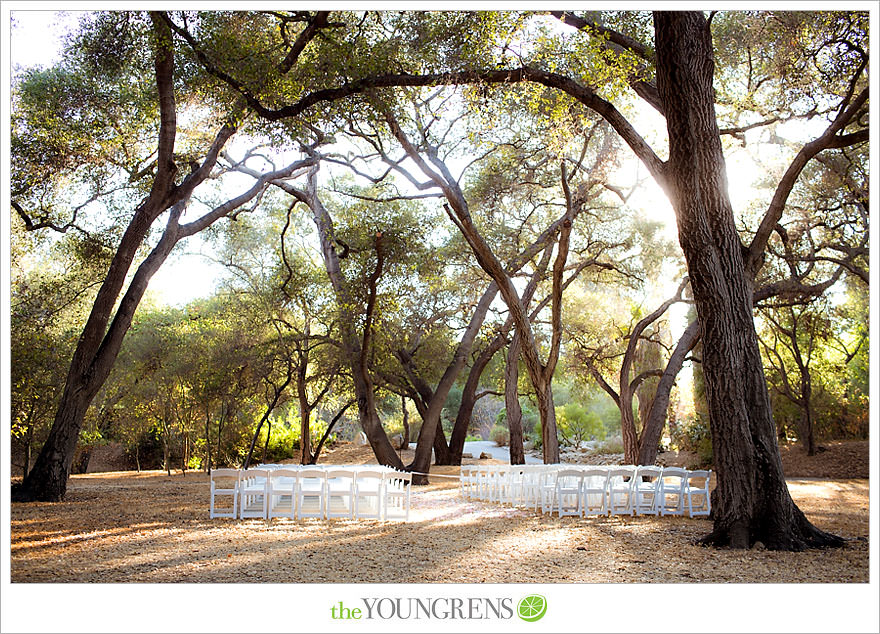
[385,470,413,487]
[635,465,662,482]
[272,468,298,477]
[555,468,585,487]
[271,468,298,488]
[607,467,635,486]
[242,468,270,481]
[687,470,711,490]
[581,467,609,478]
[659,467,687,486]
[297,469,326,485]
[580,467,609,486]
[355,470,384,488]
[326,469,356,487]
[211,468,240,484]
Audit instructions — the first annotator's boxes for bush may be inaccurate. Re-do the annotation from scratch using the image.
[490,424,509,447]
[556,402,605,447]
[258,423,299,463]
[670,416,713,467]
[530,421,542,450]
[591,435,624,455]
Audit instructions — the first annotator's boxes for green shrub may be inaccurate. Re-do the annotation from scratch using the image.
[530,421,542,450]
[670,416,713,467]
[556,402,605,447]
[490,424,509,447]
[591,435,624,455]
[255,423,300,463]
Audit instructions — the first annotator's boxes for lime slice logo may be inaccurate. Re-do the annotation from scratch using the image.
[517,594,547,622]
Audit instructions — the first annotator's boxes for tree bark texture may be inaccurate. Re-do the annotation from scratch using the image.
[653,11,842,550]
[504,334,526,465]
[637,320,701,466]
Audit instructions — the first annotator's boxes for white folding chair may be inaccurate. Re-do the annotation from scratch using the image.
[459,465,475,500]
[685,469,712,517]
[384,471,412,521]
[268,468,298,520]
[502,466,527,506]
[209,469,240,518]
[354,470,385,520]
[554,469,585,517]
[633,465,663,515]
[520,465,544,511]
[326,469,356,519]
[475,467,494,501]
[295,469,327,519]
[657,467,687,516]
[580,467,609,516]
[488,465,510,503]
[238,468,270,519]
[539,467,561,514]
[607,467,635,515]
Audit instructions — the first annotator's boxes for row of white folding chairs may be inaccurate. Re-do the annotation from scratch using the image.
[460,464,711,518]
[210,466,412,521]
[460,464,557,510]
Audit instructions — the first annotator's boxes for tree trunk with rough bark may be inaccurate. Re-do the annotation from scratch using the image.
[637,320,701,466]
[654,11,842,550]
[401,395,410,448]
[504,334,526,465]
[447,335,507,463]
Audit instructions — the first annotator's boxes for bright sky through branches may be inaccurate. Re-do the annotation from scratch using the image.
[10,9,227,306]
[7,8,787,311]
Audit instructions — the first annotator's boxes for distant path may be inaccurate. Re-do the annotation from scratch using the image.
[460,440,543,464]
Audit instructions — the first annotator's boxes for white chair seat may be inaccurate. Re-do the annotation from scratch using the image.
[607,467,635,515]
[354,470,385,520]
[326,469,355,519]
[268,469,298,520]
[296,469,327,519]
[384,471,412,521]
[581,468,609,516]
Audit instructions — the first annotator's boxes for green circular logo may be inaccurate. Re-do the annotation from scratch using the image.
[517,594,547,622]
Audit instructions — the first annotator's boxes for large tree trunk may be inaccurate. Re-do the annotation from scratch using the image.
[447,335,506,463]
[504,335,525,465]
[653,11,842,550]
[637,320,701,465]
[535,381,559,463]
[408,283,498,481]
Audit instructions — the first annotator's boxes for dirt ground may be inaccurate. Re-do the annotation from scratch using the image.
[9,440,869,584]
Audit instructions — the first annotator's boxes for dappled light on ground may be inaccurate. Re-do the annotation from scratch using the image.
[10,463,868,583]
